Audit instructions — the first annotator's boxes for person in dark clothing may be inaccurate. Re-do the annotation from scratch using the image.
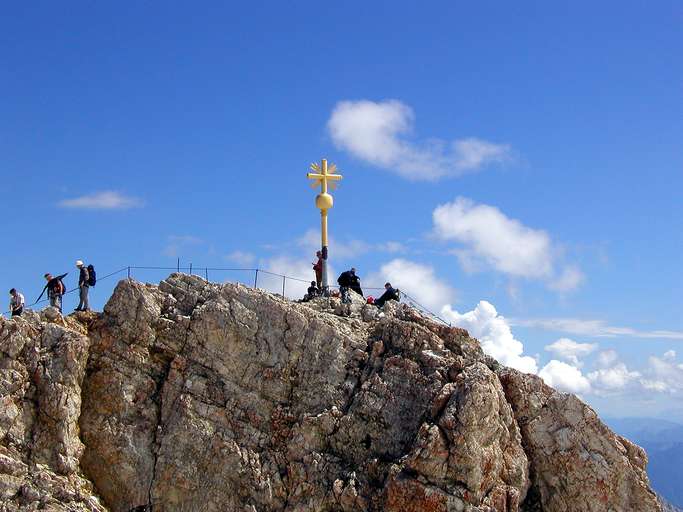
[337,268,363,303]
[9,288,24,317]
[303,281,319,302]
[312,251,323,289]
[40,273,66,312]
[375,282,399,308]
[75,260,90,312]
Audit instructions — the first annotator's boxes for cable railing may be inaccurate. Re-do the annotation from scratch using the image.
[3,264,451,326]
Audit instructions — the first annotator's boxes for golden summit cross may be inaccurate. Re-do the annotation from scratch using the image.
[307,159,343,292]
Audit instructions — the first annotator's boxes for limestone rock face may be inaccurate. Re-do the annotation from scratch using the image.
[0,310,105,511]
[0,274,663,512]
[498,368,662,512]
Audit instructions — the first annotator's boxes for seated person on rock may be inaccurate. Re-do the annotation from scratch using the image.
[303,281,319,301]
[375,282,400,308]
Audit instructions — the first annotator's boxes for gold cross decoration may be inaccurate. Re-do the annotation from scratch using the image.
[306,159,343,292]
[307,159,342,199]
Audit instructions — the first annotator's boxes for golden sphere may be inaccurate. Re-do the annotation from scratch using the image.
[316,193,333,210]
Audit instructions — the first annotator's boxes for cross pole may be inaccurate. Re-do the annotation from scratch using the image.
[307,159,343,293]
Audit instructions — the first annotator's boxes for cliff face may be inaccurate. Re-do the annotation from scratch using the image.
[0,274,662,512]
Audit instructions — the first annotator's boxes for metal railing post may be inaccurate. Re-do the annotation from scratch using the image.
[189,263,193,275]
[127,266,131,279]
[205,267,209,281]
[254,269,259,288]
[282,276,286,297]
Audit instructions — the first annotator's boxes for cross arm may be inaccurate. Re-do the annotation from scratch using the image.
[307,173,342,180]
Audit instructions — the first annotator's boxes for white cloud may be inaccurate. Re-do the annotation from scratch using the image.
[511,317,683,340]
[596,349,619,367]
[588,363,641,392]
[433,197,582,291]
[298,229,406,261]
[328,99,511,181]
[367,259,455,312]
[58,190,143,210]
[641,352,683,394]
[258,255,319,300]
[545,338,597,367]
[548,265,585,292]
[164,235,203,258]
[452,138,511,171]
[441,300,538,374]
[225,250,255,267]
[539,360,592,394]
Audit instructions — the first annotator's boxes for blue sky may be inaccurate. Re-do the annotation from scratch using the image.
[2,1,682,420]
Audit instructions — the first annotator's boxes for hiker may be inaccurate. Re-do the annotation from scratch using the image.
[303,281,319,302]
[375,282,400,308]
[312,251,323,289]
[337,268,363,303]
[9,288,24,317]
[38,273,67,312]
[75,260,91,311]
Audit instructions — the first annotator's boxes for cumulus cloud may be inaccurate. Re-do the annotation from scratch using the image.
[58,190,144,210]
[640,351,683,394]
[442,301,538,374]
[545,338,597,367]
[596,349,619,367]
[433,197,582,290]
[328,99,511,181]
[539,360,592,394]
[587,363,641,393]
[258,255,322,300]
[367,259,455,312]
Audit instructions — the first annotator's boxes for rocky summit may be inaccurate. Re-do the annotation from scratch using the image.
[0,274,663,511]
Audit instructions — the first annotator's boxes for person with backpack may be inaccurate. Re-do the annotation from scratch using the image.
[75,260,91,311]
[9,288,24,317]
[337,268,363,304]
[39,273,67,312]
[375,282,400,308]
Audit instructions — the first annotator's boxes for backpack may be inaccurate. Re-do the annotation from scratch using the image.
[87,265,97,286]
[49,277,65,296]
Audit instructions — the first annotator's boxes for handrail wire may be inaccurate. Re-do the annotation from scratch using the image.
[3,265,450,326]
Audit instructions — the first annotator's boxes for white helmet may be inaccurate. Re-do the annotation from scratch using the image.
[76,260,84,267]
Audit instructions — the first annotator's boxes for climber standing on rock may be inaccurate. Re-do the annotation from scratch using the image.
[337,268,363,304]
[75,260,91,312]
[312,251,323,290]
[9,288,24,317]
[37,273,67,312]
